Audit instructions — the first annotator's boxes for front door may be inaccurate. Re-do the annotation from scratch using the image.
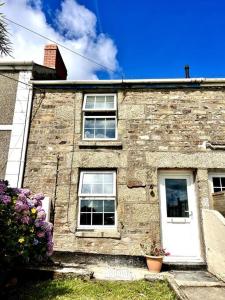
[159,171,202,262]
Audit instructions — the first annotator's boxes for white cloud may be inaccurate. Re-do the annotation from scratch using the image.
[57,0,97,39]
[0,0,119,79]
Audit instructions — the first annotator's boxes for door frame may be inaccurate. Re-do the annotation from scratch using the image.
[159,170,203,263]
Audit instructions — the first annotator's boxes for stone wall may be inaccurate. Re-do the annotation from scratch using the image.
[23,87,225,256]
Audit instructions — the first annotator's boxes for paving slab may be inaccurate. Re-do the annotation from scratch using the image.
[183,287,225,300]
[91,266,150,280]
[168,271,225,300]
[171,270,225,287]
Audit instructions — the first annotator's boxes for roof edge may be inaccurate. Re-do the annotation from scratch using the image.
[30,78,225,87]
[0,61,34,71]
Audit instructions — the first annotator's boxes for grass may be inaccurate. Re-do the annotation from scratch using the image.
[9,278,177,300]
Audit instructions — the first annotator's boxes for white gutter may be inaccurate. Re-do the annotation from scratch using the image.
[30,78,225,85]
[0,61,34,71]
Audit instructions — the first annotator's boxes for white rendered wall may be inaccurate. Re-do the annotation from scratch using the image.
[5,71,32,188]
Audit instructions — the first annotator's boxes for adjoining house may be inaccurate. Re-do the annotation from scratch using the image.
[2,45,225,273]
[0,45,67,188]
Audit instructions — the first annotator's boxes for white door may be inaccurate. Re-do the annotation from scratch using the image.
[159,171,202,263]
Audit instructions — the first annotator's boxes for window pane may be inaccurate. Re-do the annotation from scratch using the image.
[104,213,115,225]
[83,173,96,184]
[106,119,116,129]
[84,118,94,128]
[106,129,115,139]
[165,179,189,218]
[105,96,115,109]
[92,184,104,194]
[95,129,105,138]
[95,96,105,109]
[106,96,114,102]
[84,129,94,138]
[92,213,103,225]
[81,200,92,212]
[104,173,113,183]
[104,200,115,212]
[92,174,104,183]
[213,177,220,187]
[92,200,103,212]
[80,213,91,225]
[214,187,222,193]
[85,96,95,109]
[221,177,225,186]
[104,184,113,194]
[105,102,114,109]
[95,119,105,129]
[81,184,91,194]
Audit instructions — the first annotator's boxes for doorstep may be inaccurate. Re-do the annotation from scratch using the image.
[163,262,207,271]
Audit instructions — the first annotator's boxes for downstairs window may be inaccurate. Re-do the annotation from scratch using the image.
[78,171,116,229]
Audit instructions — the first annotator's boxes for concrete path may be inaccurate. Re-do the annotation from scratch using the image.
[167,271,225,300]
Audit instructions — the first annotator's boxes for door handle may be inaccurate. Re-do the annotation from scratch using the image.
[185,210,193,217]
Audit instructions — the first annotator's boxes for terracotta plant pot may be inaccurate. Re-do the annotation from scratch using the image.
[145,255,163,273]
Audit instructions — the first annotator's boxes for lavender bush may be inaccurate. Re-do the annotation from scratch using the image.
[0,180,53,268]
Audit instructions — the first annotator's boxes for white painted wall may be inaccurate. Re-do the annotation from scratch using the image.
[5,71,33,188]
[202,209,225,281]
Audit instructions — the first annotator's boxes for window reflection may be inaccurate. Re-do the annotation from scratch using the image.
[165,179,189,218]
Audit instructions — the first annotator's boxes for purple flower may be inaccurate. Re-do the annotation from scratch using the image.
[15,200,29,212]
[17,194,28,203]
[42,222,53,232]
[47,241,54,256]
[21,215,30,224]
[27,199,34,208]
[34,219,45,228]
[1,195,11,204]
[37,231,45,238]
[32,199,42,207]
[33,193,45,201]
[37,209,46,221]
[0,181,7,193]
[19,188,31,196]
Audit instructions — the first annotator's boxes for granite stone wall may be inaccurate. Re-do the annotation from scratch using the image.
[23,87,225,256]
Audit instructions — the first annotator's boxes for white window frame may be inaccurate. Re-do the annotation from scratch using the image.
[83,94,117,111]
[209,172,225,193]
[82,93,118,141]
[78,170,117,229]
[82,116,117,141]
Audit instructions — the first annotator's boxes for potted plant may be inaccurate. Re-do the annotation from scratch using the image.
[140,240,170,273]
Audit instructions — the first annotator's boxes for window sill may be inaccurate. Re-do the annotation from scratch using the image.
[75,230,121,239]
[78,141,122,149]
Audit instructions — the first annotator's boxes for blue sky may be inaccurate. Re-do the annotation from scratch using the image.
[3,0,225,79]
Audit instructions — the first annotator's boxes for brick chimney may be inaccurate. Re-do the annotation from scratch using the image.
[43,44,67,80]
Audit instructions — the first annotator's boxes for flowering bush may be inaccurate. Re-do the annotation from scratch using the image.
[0,180,53,268]
[140,240,170,257]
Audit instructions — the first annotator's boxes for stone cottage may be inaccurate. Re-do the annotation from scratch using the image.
[21,60,225,267]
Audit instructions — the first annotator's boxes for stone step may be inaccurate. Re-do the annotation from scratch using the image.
[163,262,207,272]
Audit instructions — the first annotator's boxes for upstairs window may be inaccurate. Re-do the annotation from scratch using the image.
[82,94,117,140]
[78,171,116,228]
